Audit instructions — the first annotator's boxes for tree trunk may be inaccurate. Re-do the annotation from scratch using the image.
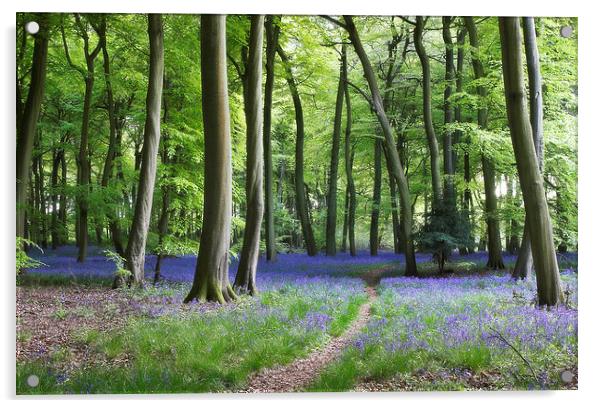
[414,16,443,208]
[276,42,317,256]
[464,16,505,269]
[235,15,265,295]
[94,15,125,257]
[442,16,456,207]
[185,15,237,304]
[263,16,279,262]
[499,17,563,306]
[326,44,346,256]
[123,14,164,287]
[344,16,416,275]
[343,58,356,257]
[16,14,49,242]
[513,17,545,280]
[369,137,382,256]
[50,148,61,249]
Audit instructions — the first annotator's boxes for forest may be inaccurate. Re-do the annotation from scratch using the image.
[16,13,577,394]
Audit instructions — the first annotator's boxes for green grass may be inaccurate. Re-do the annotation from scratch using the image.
[17,281,368,394]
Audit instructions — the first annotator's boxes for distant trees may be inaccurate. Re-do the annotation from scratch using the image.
[16,13,577,295]
[276,36,318,256]
[342,15,418,276]
[464,17,505,269]
[499,17,563,306]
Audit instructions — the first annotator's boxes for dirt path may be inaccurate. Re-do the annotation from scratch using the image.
[241,265,393,393]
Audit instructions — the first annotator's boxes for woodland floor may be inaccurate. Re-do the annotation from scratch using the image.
[16,248,578,394]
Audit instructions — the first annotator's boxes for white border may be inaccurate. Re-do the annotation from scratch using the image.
[1,1,599,407]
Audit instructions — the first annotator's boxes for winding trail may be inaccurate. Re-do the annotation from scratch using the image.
[241,264,393,393]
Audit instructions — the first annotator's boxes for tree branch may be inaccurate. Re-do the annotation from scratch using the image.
[320,15,347,29]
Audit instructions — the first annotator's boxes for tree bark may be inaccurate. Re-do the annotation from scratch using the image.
[343,55,356,257]
[185,15,237,304]
[16,14,49,242]
[343,16,416,275]
[442,16,456,207]
[499,17,563,306]
[513,17,544,280]
[326,44,346,256]
[414,16,443,208]
[464,16,504,269]
[124,14,164,287]
[263,16,279,262]
[276,41,318,256]
[235,15,265,295]
[369,137,382,256]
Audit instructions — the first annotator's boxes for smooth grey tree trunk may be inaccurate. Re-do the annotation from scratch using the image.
[464,16,505,269]
[414,16,443,208]
[276,42,318,256]
[17,14,49,242]
[499,17,563,306]
[235,15,265,295]
[124,14,164,287]
[343,16,417,275]
[326,44,346,256]
[185,15,237,304]
[513,17,545,280]
[263,16,279,262]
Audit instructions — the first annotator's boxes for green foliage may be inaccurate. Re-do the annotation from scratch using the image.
[103,250,130,280]
[16,237,46,274]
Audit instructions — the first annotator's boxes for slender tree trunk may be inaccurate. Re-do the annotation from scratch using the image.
[513,17,545,280]
[464,16,504,269]
[369,137,382,256]
[37,150,48,249]
[414,16,443,208]
[341,187,349,252]
[344,60,357,257]
[59,151,68,244]
[499,17,563,306]
[276,42,317,256]
[16,15,49,242]
[344,16,416,275]
[185,15,237,304]
[263,16,279,262]
[123,14,164,287]
[442,16,456,207]
[235,15,265,295]
[326,44,346,256]
[94,16,125,257]
[153,85,172,283]
[50,148,61,249]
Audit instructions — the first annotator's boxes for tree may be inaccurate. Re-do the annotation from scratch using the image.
[17,14,50,242]
[340,15,417,276]
[93,15,126,257]
[123,14,164,287]
[513,17,544,280]
[499,17,563,306]
[61,14,103,262]
[369,137,382,256]
[442,16,456,206]
[325,44,346,256]
[414,16,443,208]
[185,15,238,303]
[341,45,356,256]
[276,38,318,256]
[234,15,265,295]
[263,16,279,262]
[464,16,505,269]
